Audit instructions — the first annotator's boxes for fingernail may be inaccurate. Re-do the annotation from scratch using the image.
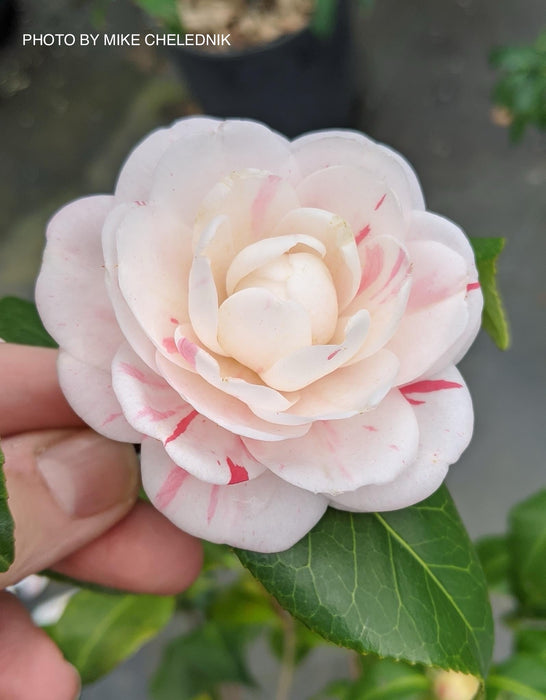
[37,431,139,518]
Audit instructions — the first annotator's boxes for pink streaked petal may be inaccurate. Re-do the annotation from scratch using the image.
[141,438,327,552]
[57,350,140,443]
[156,351,310,441]
[152,122,297,227]
[35,196,122,371]
[291,132,425,212]
[330,366,472,512]
[115,203,193,352]
[115,117,222,203]
[173,324,297,413]
[386,292,469,386]
[112,345,265,484]
[243,389,418,495]
[271,208,361,310]
[295,165,407,244]
[259,309,370,392]
[405,240,467,312]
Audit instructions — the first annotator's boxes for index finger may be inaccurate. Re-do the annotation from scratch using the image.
[0,344,84,436]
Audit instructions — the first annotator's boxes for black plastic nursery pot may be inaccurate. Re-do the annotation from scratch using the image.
[169,1,355,138]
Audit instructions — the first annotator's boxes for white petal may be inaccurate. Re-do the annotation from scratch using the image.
[151,122,297,226]
[142,438,328,553]
[244,389,419,495]
[115,117,222,203]
[217,288,312,374]
[291,131,425,212]
[260,309,370,392]
[271,207,361,310]
[57,351,140,442]
[35,196,121,370]
[115,203,194,352]
[225,232,326,296]
[111,344,265,484]
[330,366,472,511]
[387,293,469,386]
[296,165,407,244]
[156,351,310,441]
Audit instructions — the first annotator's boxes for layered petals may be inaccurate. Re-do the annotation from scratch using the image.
[141,438,328,552]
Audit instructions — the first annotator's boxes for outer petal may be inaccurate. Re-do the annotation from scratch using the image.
[57,351,140,442]
[115,117,221,203]
[142,437,328,553]
[111,344,265,484]
[330,366,473,512]
[35,196,122,370]
[296,165,407,243]
[244,389,419,495]
[151,121,298,226]
[291,131,425,212]
[115,203,194,352]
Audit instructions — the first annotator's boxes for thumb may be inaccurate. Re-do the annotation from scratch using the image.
[0,429,139,588]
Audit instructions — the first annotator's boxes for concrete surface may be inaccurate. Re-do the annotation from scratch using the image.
[1,0,545,697]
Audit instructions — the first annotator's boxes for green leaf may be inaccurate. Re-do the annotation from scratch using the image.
[475,535,510,593]
[515,628,546,662]
[0,444,15,572]
[150,622,255,700]
[46,590,175,684]
[133,0,182,32]
[487,654,546,700]
[0,297,57,347]
[310,0,338,39]
[469,237,510,350]
[236,486,493,679]
[319,657,429,700]
[509,490,546,615]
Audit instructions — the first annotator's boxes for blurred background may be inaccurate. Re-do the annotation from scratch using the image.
[1,0,545,697]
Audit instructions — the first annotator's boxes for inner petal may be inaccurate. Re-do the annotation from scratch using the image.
[235,252,338,345]
[217,287,312,374]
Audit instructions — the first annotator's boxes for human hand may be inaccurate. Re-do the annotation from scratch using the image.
[0,343,203,700]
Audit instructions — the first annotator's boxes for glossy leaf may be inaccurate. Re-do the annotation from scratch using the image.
[487,654,546,699]
[150,621,255,700]
[0,445,15,572]
[469,237,510,350]
[475,535,510,593]
[0,296,57,347]
[237,486,493,679]
[46,590,175,683]
[509,489,546,615]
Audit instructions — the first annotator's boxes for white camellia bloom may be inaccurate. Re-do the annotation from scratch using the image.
[36,118,483,553]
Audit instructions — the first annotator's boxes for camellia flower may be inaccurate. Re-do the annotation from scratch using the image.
[36,118,483,553]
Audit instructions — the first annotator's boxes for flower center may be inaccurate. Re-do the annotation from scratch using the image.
[234,251,338,345]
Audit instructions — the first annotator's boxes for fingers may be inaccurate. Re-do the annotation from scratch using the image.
[0,428,140,588]
[0,344,83,437]
[0,591,80,700]
[53,501,203,595]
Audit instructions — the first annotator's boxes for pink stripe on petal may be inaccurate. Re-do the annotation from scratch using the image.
[176,337,198,367]
[101,411,123,426]
[156,467,188,509]
[327,348,342,361]
[119,362,166,388]
[164,409,199,445]
[162,337,177,353]
[207,485,220,523]
[355,224,371,246]
[357,244,384,295]
[137,406,177,422]
[374,193,387,210]
[466,282,481,292]
[400,379,462,405]
[227,457,249,484]
[251,174,281,234]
